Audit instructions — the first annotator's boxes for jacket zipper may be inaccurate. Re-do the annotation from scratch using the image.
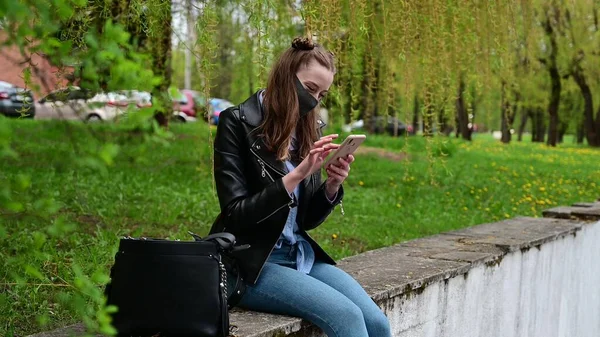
[250,141,287,176]
[255,198,294,224]
[253,199,295,280]
[222,164,290,235]
[256,158,275,182]
[250,149,294,224]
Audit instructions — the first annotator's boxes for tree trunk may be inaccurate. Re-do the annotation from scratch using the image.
[455,110,460,139]
[543,8,561,147]
[572,67,599,146]
[184,0,194,90]
[456,77,471,141]
[576,120,585,144]
[532,108,546,142]
[338,34,353,124]
[517,108,530,141]
[361,50,372,130]
[412,94,419,135]
[438,106,451,136]
[531,110,538,142]
[546,67,561,146]
[500,81,513,144]
[596,105,600,146]
[470,92,477,134]
[423,87,434,137]
[558,121,568,143]
[215,0,233,99]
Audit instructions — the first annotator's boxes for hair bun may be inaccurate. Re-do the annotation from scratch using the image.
[292,37,315,51]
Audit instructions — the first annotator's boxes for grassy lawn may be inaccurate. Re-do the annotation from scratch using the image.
[1,118,599,336]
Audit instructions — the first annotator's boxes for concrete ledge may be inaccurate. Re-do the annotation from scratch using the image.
[28,201,599,337]
[542,201,600,220]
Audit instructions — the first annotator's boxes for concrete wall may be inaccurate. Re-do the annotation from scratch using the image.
[387,220,600,337]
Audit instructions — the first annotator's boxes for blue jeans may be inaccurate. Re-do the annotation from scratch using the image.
[233,244,392,337]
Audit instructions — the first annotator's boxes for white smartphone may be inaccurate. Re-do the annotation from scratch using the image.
[323,134,366,168]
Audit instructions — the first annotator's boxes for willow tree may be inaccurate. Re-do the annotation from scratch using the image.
[188,0,600,146]
[511,0,600,146]
[303,1,520,140]
[560,0,600,146]
[174,1,522,143]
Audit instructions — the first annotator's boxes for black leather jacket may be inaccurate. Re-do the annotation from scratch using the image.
[209,91,344,285]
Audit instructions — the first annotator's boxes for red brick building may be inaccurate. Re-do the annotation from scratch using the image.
[0,30,72,99]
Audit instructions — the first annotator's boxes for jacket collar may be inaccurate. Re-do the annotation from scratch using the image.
[239,90,327,129]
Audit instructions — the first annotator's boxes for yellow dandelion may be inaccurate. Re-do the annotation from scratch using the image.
[359,181,364,186]
[332,234,338,240]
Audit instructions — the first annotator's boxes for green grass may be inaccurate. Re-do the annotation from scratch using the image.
[1,118,599,336]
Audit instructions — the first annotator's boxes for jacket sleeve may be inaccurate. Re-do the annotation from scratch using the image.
[302,169,344,231]
[214,108,294,233]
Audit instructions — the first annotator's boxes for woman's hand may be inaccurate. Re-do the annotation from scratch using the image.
[283,134,339,194]
[296,134,339,178]
[325,155,355,199]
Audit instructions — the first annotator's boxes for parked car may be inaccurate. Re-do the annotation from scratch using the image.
[343,116,413,136]
[115,89,196,123]
[180,89,206,119]
[179,89,234,125]
[0,81,35,118]
[36,87,129,122]
[179,90,208,122]
[370,116,412,136]
[208,98,234,125]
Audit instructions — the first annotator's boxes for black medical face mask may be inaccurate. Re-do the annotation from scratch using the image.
[294,75,319,117]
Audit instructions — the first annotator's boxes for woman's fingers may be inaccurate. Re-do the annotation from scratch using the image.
[309,147,325,155]
[330,156,351,171]
[312,142,339,160]
[337,157,349,168]
[327,163,349,178]
[323,143,340,151]
[322,133,339,140]
[314,134,339,148]
[320,150,334,160]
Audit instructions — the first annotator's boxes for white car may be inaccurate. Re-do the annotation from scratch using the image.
[122,89,197,123]
[35,87,129,122]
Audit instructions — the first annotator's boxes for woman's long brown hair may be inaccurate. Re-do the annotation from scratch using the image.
[261,39,336,161]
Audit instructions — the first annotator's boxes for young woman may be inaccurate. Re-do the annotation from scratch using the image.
[209,37,392,337]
